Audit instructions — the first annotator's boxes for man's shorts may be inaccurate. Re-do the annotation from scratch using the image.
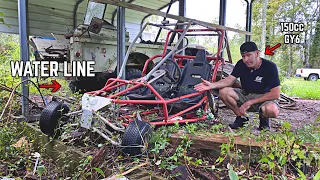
[233,88,280,112]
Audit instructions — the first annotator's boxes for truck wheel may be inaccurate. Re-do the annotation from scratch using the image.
[304,77,307,81]
[40,101,70,136]
[69,81,79,93]
[308,74,318,81]
[125,68,142,80]
[121,120,152,156]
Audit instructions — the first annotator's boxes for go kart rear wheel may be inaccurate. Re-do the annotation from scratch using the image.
[40,101,70,136]
[121,120,152,156]
[207,91,219,116]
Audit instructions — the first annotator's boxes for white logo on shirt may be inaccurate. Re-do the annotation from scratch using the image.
[254,76,263,83]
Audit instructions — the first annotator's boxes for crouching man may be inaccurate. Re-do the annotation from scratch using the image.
[194,41,280,130]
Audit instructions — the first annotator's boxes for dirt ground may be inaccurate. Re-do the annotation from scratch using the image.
[218,99,320,131]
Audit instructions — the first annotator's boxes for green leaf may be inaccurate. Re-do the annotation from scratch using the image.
[282,122,291,129]
[36,165,47,176]
[195,159,203,165]
[93,167,105,178]
[260,157,269,163]
[268,161,275,169]
[268,153,275,160]
[314,169,320,180]
[292,155,298,161]
[293,149,300,154]
[296,168,306,180]
[228,164,239,180]
[0,12,4,17]
[169,165,178,170]
[169,155,178,162]
[297,151,306,159]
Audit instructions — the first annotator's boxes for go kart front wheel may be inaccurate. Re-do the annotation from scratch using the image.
[121,120,152,156]
[40,101,70,136]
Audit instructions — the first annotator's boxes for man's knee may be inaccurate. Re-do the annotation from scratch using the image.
[261,103,279,118]
[219,87,232,97]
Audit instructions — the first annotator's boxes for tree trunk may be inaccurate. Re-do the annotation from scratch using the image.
[288,45,293,77]
[260,0,269,58]
[304,26,311,68]
[287,0,296,76]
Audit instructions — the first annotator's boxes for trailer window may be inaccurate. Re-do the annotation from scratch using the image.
[84,1,106,25]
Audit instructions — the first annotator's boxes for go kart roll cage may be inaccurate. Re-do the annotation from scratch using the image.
[83,21,225,127]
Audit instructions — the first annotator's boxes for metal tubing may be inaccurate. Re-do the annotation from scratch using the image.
[143,22,191,81]
[154,0,174,44]
[178,0,186,54]
[245,0,254,42]
[142,54,162,75]
[73,0,85,28]
[118,23,150,78]
[140,0,179,30]
[92,127,121,145]
[150,117,207,126]
[249,1,254,38]
[65,110,82,116]
[94,112,125,131]
[117,0,126,80]
[112,0,135,25]
[149,22,191,27]
[18,0,29,117]
[218,0,226,57]
[169,97,207,119]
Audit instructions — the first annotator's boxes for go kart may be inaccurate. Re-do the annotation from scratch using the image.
[39,21,226,156]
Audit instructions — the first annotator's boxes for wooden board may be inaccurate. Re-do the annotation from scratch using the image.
[170,130,269,149]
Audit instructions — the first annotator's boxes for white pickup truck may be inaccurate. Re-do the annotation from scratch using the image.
[295,68,320,81]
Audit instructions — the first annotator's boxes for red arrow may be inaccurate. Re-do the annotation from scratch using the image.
[39,80,61,92]
[265,43,281,56]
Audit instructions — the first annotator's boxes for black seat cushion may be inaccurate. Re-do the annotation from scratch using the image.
[169,49,212,113]
[177,49,212,96]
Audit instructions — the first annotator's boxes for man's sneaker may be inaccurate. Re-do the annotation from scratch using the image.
[229,116,249,129]
[258,114,270,131]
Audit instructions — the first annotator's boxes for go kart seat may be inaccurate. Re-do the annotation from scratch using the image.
[126,50,181,100]
[177,49,211,96]
[169,49,212,112]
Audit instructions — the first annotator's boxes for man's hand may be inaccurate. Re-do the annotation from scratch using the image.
[194,78,214,91]
[194,78,213,91]
[239,100,253,115]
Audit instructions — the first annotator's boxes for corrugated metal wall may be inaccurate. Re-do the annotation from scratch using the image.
[0,0,171,40]
[0,0,85,36]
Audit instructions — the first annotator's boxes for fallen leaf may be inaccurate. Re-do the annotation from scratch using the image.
[155,160,161,165]
[237,170,246,175]
[12,136,28,148]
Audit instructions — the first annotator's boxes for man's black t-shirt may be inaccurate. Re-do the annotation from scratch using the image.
[231,58,280,94]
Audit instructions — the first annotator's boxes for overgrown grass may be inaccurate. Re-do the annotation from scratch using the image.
[281,77,320,100]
